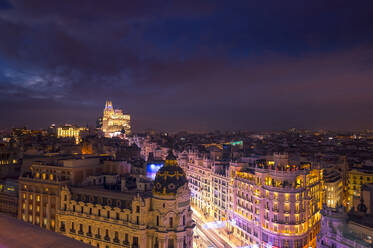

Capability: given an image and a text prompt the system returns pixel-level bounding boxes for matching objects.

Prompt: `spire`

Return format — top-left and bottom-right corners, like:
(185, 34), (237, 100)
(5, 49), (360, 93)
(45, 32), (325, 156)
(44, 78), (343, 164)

(105, 100), (113, 109)
(165, 149), (177, 166)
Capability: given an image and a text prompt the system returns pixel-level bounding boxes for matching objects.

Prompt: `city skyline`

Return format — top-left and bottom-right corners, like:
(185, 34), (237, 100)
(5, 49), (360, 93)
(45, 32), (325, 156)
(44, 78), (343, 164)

(1, 0), (373, 131)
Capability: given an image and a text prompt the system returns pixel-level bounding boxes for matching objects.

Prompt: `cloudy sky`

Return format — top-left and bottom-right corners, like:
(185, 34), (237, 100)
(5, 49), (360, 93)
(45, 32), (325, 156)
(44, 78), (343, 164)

(0, 0), (373, 132)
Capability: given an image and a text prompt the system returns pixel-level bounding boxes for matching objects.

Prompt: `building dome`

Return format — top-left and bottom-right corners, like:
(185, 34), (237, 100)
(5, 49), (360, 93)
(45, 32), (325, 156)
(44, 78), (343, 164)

(153, 150), (187, 195)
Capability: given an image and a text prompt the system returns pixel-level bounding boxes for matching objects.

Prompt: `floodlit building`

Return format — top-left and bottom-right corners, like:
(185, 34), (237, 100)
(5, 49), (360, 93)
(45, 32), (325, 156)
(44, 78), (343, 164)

(18, 157), (102, 231)
(347, 168), (373, 209)
(318, 202), (373, 248)
(323, 168), (343, 208)
(57, 124), (88, 144)
(102, 101), (131, 138)
(56, 152), (195, 248)
(228, 153), (323, 248)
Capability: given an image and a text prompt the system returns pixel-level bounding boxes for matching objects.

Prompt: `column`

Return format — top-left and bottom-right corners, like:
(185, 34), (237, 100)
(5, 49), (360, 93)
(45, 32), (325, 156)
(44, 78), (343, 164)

(47, 194), (51, 229)
(40, 191), (44, 227)
(176, 238), (183, 248)
(159, 238), (166, 248)
(33, 193), (37, 224)
(146, 235), (152, 248)
(141, 235), (146, 248)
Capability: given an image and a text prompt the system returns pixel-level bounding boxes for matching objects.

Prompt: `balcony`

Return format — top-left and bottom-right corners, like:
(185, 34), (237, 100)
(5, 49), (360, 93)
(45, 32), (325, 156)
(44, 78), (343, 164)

(70, 228), (76, 234)
(114, 238), (120, 243)
(86, 232), (92, 237)
(104, 235), (110, 242)
(95, 234), (101, 239)
(60, 226), (65, 232)
(78, 230), (84, 235)
(123, 240), (130, 247)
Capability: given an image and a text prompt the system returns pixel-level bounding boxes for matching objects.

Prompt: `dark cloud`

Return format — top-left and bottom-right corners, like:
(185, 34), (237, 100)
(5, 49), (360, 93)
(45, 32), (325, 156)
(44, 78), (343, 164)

(0, 0), (373, 131)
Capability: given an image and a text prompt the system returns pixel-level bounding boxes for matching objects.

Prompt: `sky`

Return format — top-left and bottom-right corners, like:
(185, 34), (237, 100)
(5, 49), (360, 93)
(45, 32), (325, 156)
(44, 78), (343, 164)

(0, 0), (373, 132)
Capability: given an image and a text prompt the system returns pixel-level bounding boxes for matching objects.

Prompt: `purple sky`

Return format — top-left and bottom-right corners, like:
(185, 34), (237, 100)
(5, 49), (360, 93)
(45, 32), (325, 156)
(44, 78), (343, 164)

(0, 0), (373, 132)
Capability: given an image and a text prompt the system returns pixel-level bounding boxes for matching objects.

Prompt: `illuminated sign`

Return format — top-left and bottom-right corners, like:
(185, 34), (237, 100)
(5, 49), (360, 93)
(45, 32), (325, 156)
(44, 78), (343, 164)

(146, 163), (164, 180)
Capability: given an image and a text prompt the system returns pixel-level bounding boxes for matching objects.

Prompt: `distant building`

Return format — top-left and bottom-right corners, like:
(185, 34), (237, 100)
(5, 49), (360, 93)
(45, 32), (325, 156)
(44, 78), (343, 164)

(0, 179), (18, 216)
(57, 124), (88, 144)
(102, 101), (131, 138)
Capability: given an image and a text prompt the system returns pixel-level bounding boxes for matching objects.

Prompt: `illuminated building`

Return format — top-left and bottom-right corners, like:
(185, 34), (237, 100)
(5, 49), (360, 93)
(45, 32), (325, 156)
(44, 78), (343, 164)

(347, 168), (373, 209)
(184, 152), (213, 216)
(318, 202), (373, 248)
(102, 100), (131, 138)
(211, 163), (229, 221)
(56, 152), (195, 248)
(228, 153), (323, 248)
(0, 147), (20, 178)
(323, 168), (343, 208)
(18, 157), (102, 231)
(0, 179), (18, 216)
(57, 124), (88, 144)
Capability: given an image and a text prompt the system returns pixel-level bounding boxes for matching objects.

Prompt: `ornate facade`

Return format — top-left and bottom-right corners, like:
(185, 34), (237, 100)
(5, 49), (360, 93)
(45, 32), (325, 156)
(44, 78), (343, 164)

(102, 101), (131, 138)
(18, 158), (102, 230)
(56, 152), (195, 248)
(228, 154), (323, 248)
(57, 124), (88, 144)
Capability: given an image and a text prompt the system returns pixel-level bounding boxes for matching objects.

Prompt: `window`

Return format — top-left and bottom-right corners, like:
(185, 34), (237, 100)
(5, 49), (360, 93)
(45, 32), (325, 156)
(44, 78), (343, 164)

(133, 237), (138, 247)
(107, 211), (110, 218)
(98, 209), (101, 216)
(136, 216), (139, 225)
(125, 233), (129, 242)
(157, 216), (159, 226)
(136, 206), (140, 213)
(183, 215), (186, 225)
(116, 213), (119, 220)
(89, 208), (92, 215)
(169, 217), (173, 227)
(81, 207), (84, 213)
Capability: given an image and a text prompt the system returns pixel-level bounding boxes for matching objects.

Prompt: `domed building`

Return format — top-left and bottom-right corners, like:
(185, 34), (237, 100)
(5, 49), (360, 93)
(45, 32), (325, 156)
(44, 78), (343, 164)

(152, 151), (195, 248)
(55, 151), (195, 248)
(153, 151), (188, 195)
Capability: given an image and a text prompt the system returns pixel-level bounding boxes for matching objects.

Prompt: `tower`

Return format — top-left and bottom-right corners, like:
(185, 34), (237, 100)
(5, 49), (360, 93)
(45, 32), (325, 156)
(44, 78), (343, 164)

(152, 150), (195, 248)
(101, 100), (131, 137)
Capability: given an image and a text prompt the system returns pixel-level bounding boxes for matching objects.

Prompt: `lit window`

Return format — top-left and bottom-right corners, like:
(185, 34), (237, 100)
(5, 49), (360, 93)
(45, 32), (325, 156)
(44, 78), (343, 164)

(42, 173), (46, 180)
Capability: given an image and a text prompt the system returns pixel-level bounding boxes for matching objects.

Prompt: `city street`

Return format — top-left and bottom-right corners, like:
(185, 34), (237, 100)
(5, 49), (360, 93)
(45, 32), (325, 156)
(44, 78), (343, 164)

(192, 207), (239, 248)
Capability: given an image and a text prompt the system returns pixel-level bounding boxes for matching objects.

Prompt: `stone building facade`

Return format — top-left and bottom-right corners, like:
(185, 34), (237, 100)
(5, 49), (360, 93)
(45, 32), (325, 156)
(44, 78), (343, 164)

(56, 152), (195, 248)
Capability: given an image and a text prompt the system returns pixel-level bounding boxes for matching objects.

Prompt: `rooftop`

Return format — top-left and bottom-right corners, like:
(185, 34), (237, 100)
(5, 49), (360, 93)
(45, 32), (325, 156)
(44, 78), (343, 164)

(0, 213), (92, 248)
